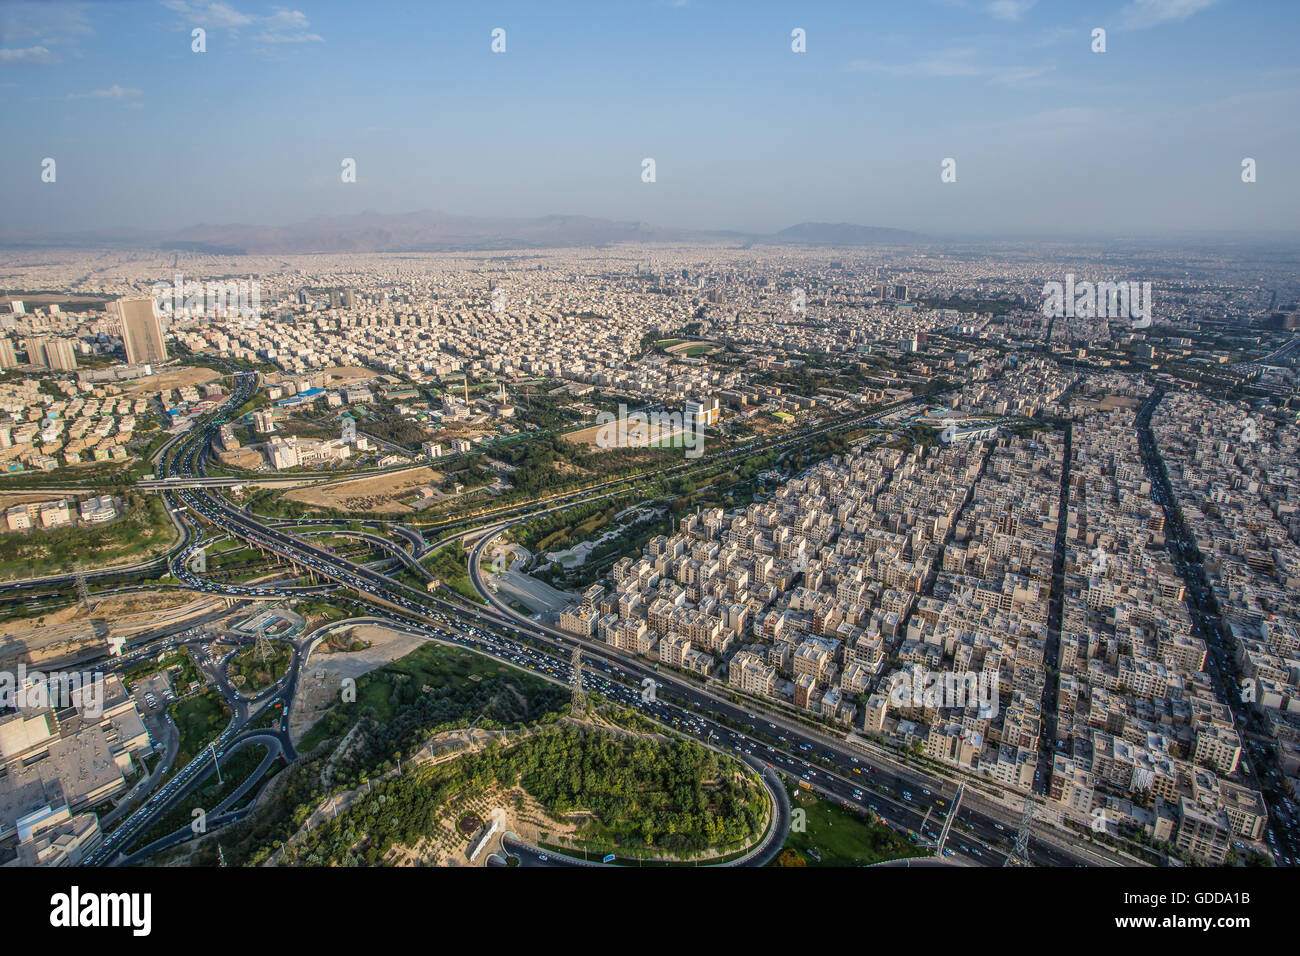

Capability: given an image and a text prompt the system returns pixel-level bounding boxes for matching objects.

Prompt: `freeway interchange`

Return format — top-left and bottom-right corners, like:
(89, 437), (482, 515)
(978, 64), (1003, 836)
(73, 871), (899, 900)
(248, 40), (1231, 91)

(83, 370), (1134, 868)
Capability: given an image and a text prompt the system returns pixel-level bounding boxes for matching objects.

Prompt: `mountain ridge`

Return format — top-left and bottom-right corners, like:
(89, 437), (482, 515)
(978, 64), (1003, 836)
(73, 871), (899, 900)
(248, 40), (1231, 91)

(2, 210), (926, 253)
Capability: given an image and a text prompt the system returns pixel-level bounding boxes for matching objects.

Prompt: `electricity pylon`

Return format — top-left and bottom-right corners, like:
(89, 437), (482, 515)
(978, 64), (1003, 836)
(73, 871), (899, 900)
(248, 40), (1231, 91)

(570, 646), (585, 716)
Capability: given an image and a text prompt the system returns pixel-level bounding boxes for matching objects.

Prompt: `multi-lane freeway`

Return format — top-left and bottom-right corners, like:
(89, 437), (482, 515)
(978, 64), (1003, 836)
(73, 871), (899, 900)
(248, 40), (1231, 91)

(81, 369), (1142, 868)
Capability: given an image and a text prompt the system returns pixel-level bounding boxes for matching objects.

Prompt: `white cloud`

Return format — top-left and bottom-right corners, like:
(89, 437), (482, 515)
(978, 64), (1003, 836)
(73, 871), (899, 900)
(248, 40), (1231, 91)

(257, 30), (324, 44)
(0, 2), (93, 45)
(161, 1), (254, 29)
(849, 49), (983, 78)
(986, 0), (1037, 22)
(849, 48), (1053, 86)
(0, 2), (89, 65)
(160, 1), (322, 43)
(68, 85), (142, 100)
(0, 46), (59, 65)
(1122, 0), (1219, 29)
(257, 8), (323, 43)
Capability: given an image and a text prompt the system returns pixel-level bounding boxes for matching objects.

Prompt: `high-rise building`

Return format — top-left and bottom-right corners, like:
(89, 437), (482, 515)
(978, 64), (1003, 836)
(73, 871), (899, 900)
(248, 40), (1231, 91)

(45, 339), (78, 371)
(342, 288), (357, 309)
(0, 338), (17, 369)
(108, 298), (168, 366)
(329, 290), (342, 310)
(21, 336), (49, 368)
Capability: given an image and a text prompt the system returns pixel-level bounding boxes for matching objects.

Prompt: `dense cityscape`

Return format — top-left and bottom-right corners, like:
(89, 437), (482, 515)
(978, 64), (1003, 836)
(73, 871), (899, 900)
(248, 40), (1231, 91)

(4, 0), (1295, 940)
(1, 240), (1296, 875)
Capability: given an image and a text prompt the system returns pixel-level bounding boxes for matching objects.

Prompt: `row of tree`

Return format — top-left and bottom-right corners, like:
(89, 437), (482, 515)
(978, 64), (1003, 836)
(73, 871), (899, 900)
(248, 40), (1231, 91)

(291, 726), (765, 865)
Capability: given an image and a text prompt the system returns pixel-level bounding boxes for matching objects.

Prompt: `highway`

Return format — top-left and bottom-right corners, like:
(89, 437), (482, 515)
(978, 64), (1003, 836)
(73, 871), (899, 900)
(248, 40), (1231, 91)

(83, 370), (1136, 868)
(84, 620), (305, 866)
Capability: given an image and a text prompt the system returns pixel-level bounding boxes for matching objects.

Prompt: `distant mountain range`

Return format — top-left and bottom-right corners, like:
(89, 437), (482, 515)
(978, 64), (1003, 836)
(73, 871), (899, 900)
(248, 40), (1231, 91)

(162, 210), (712, 254)
(1, 211), (925, 254)
(766, 222), (925, 246)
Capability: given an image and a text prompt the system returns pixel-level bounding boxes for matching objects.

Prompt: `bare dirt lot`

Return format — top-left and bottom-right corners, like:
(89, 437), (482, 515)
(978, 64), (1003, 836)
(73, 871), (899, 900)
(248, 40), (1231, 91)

(1097, 394), (1141, 411)
(283, 466), (442, 513)
(125, 366), (221, 395)
(320, 366), (378, 386)
(562, 419), (691, 452)
(0, 591), (223, 668)
(290, 624), (426, 744)
(0, 491), (77, 508)
(215, 446), (266, 471)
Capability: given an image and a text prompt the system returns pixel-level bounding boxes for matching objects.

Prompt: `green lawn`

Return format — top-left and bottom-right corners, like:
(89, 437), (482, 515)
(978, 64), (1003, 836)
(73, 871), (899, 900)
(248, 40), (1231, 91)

(420, 542), (485, 604)
(351, 641), (519, 724)
(770, 785), (926, 867)
(169, 691), (231, 769)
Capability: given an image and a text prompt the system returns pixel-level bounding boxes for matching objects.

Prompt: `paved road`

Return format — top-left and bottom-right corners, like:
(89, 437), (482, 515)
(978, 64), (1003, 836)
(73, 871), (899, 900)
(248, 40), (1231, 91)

(1137, 388), (1294, 865)
(95, 372), (1129, 868)
(106, 731), (288, 867)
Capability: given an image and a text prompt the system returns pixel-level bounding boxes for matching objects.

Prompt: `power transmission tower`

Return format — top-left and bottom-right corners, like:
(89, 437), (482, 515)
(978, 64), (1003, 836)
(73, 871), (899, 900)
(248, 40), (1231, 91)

(73, 562), (92, 610)
(1005, 795), (1037, 867)
(570, 645), (585, 716)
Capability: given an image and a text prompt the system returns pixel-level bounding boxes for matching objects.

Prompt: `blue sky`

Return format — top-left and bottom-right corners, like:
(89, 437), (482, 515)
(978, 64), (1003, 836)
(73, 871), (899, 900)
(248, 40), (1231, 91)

(2, 0), (1297, 238)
